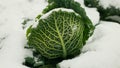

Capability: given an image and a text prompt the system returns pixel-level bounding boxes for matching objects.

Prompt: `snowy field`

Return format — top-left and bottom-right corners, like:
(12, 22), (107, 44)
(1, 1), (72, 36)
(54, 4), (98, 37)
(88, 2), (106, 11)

(0, 0), (120, 68)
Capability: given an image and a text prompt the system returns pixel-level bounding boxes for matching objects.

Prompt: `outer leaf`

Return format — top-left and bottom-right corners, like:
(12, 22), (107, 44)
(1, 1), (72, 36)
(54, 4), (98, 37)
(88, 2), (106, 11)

(43, 0), (95, 44)
(28, 10), (84, 59)
(84, 0), (120, 23)
(26, 25), (32, 38)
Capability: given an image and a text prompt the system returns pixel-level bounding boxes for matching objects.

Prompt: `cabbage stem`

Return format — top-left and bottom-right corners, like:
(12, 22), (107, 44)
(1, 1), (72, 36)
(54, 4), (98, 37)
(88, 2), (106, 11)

(54, 18), (67, 58)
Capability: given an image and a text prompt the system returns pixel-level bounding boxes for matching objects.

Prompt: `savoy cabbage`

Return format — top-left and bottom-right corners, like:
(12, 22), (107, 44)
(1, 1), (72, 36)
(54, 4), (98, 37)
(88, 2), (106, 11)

(25, 0), (94, 67)
(28, 9), (85, 59)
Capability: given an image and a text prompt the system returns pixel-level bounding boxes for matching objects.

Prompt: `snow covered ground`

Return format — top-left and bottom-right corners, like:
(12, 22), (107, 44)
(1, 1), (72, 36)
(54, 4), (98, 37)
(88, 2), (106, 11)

(0, 0), (47, 68)
(0, 0), (120, 68)
(59, 21), (120, 68)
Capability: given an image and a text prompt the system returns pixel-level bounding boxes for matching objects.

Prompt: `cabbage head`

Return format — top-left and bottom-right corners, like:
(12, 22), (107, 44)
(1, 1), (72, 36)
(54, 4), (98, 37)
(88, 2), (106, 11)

(27, 9), (87, 59)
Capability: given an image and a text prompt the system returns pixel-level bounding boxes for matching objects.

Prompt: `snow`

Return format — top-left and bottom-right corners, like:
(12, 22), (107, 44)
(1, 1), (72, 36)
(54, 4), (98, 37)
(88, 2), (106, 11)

(0, 0), (47, 68)
(0, 0), (119, 68)
(0, 31), (28, 68)
(33, 0), (100, 28)
(106, 16), (120, 23)
(59, 21), (120, 68)
(33, 8), (78, 28)
(40, 8), (77, 19)
(85, 8), (99, 25)
(99, 0), (120, 9)
(75, 0), (100, 25)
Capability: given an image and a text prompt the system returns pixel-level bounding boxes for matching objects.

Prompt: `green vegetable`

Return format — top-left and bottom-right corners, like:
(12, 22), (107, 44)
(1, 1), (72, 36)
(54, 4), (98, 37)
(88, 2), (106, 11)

(27, 10), (84, 59)
(42, 0), (95, 44)
(26, 0), (94, 60)
(25, 0), (95, 68)
(23, 57), (35, 67)
(84, 0), (99, 7)
(34, 0), (95, 47)
(84, 0), (120, 23)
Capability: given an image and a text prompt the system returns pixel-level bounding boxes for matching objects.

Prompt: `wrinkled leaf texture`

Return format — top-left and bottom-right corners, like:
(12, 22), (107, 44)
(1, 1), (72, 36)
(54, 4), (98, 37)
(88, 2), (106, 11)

(27, 0), (94, 59)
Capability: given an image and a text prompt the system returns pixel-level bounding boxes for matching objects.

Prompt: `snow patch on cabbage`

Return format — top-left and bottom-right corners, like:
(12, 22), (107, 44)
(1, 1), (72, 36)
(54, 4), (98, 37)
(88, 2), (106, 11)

(32, 8), (80, 28)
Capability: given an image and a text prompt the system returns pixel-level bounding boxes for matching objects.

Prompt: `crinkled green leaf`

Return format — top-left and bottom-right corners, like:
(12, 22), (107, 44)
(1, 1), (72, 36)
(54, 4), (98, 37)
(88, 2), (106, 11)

(28, 10), (85, 59)
(26, 25), (32, 38)
(43, 0), (95, 44)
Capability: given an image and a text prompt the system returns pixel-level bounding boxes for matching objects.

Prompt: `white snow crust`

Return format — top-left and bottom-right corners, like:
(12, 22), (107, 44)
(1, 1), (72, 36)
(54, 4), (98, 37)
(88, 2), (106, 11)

(99, 0), (120, 9)
(0, 0), (47, 68)
(32, 8), (78, 28)
(40, 8), (77, 19)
